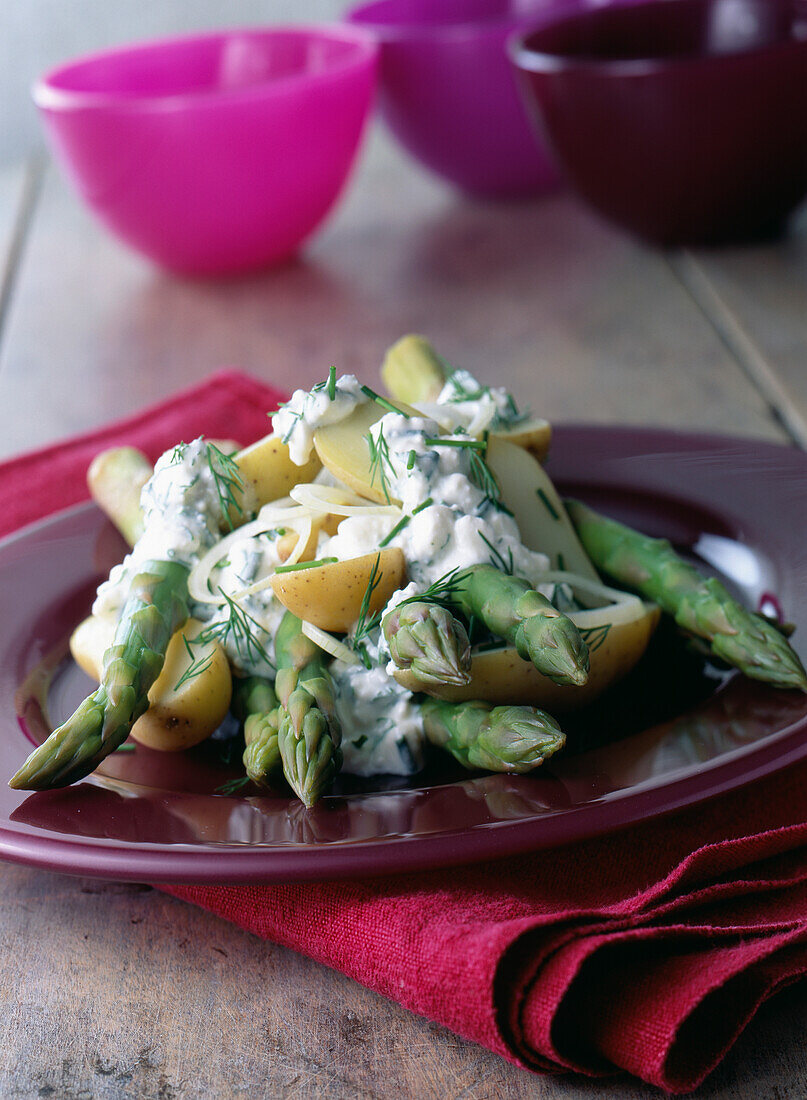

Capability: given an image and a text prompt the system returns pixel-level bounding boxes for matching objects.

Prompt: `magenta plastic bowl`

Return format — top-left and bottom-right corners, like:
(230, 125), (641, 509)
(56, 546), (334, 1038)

(34, 26), (378, 275)
(346, 0), (566, 198)
(510, 0), (807, 246)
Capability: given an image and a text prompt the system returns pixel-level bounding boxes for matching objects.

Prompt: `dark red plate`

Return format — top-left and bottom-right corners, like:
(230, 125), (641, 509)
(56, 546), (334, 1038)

(0, 426), (805, 883)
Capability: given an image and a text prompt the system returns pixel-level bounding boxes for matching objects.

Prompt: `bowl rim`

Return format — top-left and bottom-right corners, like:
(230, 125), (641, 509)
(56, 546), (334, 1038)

(33, 23), (378, 112)
(508, 0), (807, 77)
(346, 0), (563, 42)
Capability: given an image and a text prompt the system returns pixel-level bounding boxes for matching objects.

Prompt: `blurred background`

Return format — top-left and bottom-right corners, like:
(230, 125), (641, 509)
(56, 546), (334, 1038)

(0, 0), (344, 165)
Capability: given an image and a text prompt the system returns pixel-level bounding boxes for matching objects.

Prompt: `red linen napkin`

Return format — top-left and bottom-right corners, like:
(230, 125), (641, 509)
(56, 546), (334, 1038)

(3, 372), (807, 1094)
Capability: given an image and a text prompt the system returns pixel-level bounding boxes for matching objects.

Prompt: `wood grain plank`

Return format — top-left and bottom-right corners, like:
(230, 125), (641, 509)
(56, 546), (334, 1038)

(0, 866), (803, 1100)
(0, 132), (784, 458)
(0, 134), (800, 1100)
(678, 208), (807, 447)
(0, 158), (40, 345)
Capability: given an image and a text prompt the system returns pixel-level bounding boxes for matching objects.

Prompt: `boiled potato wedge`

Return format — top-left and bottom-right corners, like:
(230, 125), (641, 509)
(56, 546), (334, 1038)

(381, 334), (447, 405)
(486, 437), (599, 580)
(270, 548), (406, 632)
(236, 432), (321, 510)
(493, 417), (552, 464)
(70, 615), (232, 751)
(313, 403), (409, 505)
(87, 446), (152, 546)
(394, 603), (660, 710)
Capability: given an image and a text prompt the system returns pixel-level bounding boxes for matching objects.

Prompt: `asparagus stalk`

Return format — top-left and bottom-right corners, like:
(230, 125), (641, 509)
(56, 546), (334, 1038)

(381, 334), (447, 405)
(9, 561), (190, 789)
(231, 676), (283, 787)
(449, 564), (589, 687)
(566, 500), (807, 691)
(421, 697), (565, 773)
(274, 612), (342, 807)
(383, 601), (472, 686)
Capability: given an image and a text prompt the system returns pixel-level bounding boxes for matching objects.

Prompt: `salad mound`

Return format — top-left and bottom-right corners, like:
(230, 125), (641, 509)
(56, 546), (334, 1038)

(10, 336), (806, 805)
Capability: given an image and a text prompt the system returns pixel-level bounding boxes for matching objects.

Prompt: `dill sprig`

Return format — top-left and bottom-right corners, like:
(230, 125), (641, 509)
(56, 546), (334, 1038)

(477, 532), (515, 575)
(174, 634), (216, 691)
(365, 425), (395, 504)
(207, 442), (245, 531)
(216, 775), (251, 795)
(170, 442), (189, 465)
(350, 555), (383, 669)
(360, 384), (411, 418)
(176, 589), (274, 689)
(397, 568), (465, 613)
(578, 622), (612, 654)
(468, 433), (505, 509)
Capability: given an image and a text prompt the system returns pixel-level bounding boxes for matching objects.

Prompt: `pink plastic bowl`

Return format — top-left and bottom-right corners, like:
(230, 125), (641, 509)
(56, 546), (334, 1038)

(346, 0), (565, 198)
(34, 27), (378, 275)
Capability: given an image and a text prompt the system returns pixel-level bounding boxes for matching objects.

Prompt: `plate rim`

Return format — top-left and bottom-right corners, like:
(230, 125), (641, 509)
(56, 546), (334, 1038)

(0, 423), (805, 883)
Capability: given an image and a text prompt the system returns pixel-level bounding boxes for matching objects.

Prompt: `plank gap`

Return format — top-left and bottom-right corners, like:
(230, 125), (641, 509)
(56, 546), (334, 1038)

(0, 154), (46, 361)
(667, 252), (807, 450)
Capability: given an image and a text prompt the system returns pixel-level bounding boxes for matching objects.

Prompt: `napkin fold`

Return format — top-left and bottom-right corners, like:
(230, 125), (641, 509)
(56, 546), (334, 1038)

(3, 372), (806, 1095)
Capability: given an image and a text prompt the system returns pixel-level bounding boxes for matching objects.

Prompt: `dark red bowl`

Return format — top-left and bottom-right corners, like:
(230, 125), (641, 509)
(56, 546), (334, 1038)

(510, 0), (807, 245)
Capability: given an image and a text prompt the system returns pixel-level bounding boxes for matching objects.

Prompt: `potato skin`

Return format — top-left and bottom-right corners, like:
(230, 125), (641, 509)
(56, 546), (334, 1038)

(486, 436), (599, 580)
(236, 434), (321, 508)
(394, 604), (660, 711)
(70, 615), (232, 751)
(270, 549), (406, 632)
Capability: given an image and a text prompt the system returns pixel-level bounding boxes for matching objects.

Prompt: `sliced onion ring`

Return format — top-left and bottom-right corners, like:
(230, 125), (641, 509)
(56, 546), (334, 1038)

(301, 621), (360, 665)
(533, 570), (647, 628)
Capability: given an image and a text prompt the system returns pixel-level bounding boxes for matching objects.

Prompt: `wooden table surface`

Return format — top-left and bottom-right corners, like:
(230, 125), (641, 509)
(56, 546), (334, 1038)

(0, 131), (805, 1098)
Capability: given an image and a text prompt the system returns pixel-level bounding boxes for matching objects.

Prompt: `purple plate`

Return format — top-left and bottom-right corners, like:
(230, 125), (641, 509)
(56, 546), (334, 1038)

(0, 426), (805, 883)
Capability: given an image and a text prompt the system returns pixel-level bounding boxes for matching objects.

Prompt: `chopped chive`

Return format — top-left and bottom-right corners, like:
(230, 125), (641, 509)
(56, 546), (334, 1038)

(328, 365), (336, 401)
(423, 437), (486, 451)
(378, 515), (410, 548)
(274, 557), (338, 574)
(536, 488), (561, 521)
(412, 497), (434, 515)
(360, 384), (410, 418)
(407, 450), (416, 470)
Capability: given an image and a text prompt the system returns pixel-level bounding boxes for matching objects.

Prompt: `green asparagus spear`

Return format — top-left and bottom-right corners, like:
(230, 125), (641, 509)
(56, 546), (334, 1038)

(9, 561), (190, 789)
(244, 709), (283, 787)
(421, 697), (565, 772)
(274, 613), (342, 807)
(231, 675), (278, 723)
(231, 676), (283, 787)
(383, 601), (472, 686)
(566, 500), (807, 691)
(381, 334), (447, 405)
(449, 564), (589, 686)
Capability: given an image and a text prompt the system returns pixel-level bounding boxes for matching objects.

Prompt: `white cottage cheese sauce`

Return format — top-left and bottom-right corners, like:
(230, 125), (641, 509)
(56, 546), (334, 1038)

(272, 370), (550, 776)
